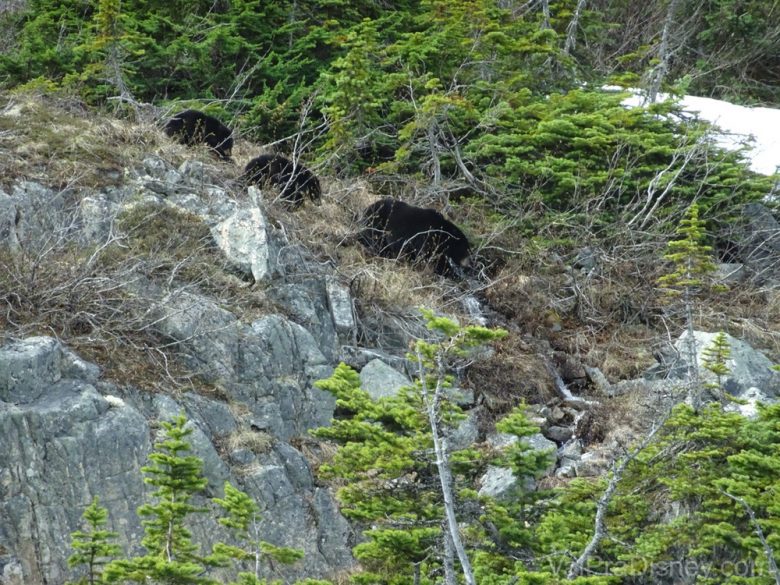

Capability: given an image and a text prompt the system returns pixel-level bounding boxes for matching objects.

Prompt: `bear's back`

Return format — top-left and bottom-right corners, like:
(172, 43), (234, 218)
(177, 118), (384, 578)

(163, 109), (233, 159)
(358, 198), (470, 276)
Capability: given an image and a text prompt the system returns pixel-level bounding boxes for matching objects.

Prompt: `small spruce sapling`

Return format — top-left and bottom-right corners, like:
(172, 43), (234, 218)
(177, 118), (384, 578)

(67, 496), (121, 585)
(103, 414), (218, 584)
(657, 203), (724, 407)
(700, 331), (732, 405)
(313, 311), (507, 585)
(411, 310), (507, 585)
(212, 481), (304, 585)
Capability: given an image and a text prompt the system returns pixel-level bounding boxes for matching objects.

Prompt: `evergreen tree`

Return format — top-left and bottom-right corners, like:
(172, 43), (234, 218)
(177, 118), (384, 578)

(213, 481), (304, 585)
(312, 361), (447, 584)
(657, 202), (723, 407)
(700, 330), (732, 403)
(535, 402), (780, 583)
(65, 0), (134, 103)
(319, 18), (387, 171)
(410, 311), (507, 585)
(717, 403), (780, 584)
(616, 403), (780, 583)
(103, 414), (217, 584)
(313, 314), (553, 584)
(470, 407), (557, 584)
(67, 496), (121, 585)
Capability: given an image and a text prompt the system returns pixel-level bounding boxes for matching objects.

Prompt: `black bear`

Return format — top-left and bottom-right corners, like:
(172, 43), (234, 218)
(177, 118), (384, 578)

(163, 109), (233, 160)
(241, 154), (322, 209)
(357, 198), (471, 278)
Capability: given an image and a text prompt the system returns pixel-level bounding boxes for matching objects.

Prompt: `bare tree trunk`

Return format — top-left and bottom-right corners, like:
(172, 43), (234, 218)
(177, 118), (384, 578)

(252, 518), (261, 579)
(540, 0), (551, 29)
(416, 348), (476, 585)
(100, 0), (134, 106)
(428, 123), (442, 187)
(626, 136), (699, 230)
(106, 43), (133, 102)
(442, 524), (457, 585)
(648, 0), (683, 103)
(563, 0), (587, 55)
(288, 0), (297, 49)
(440, 126), (486, 194)
(683, 264), (701, 409)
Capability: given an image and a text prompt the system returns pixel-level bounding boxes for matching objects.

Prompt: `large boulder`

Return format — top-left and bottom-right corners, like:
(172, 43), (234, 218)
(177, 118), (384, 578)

(359, 359), (412, 400)
(227, 314), (335, 440)
(79, 193), (120, 244)
(153, 290), (241, 383)
(0, 336), (99, 403)
(326, 277), (356, 343)
(646, 330), (780, 398)
(0, 339), (150, 585)
(267, 279), (340, 361)
(0, 182), (71, 254)
(211, 207), (276, 283)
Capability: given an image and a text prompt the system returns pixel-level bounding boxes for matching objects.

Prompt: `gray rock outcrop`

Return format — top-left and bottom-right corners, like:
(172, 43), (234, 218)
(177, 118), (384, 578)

(359, 359), (412, 400)
(211, 207), (276, 283)
(645, 330), (779, 398)
(732, 202), (780, 285)
(0, 336), (354, 584)
(0, 147), (358, 585)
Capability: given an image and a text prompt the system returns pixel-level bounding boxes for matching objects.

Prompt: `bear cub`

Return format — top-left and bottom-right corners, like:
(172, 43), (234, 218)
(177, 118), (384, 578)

(357, 198), (471, 278)
(164, 109), (233, 160)
(241, 154), (321, 209)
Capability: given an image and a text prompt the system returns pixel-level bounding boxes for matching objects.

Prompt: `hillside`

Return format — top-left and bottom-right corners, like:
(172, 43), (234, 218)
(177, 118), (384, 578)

(1, 1), (780, 583)
(1, 82), (779, 584)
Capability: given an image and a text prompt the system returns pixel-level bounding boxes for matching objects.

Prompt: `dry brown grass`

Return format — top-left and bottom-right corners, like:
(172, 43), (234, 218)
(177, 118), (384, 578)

(0, 90), (243, 193)
(476, 198), (780, 391)
(465, 334), (558, 420)
(0, 91), (259, 391)
(1, 91), (152, 189)
(583, 328), (658, 382)
(695, 287), (780, 362)
(255, 175), (480, 340)
(4, 89), (777, 427)
(227, 428), (274, 455)
(289, 435), (341, 476)
(483, 269), (560, 335)
(0, 241), (199, 392)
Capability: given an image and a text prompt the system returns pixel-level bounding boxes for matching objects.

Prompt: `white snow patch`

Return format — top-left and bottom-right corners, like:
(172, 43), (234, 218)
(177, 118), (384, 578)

(604, 87), (780, 176)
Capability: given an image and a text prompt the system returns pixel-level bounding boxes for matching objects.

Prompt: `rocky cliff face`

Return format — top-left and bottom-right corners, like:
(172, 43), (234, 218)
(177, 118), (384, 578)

(0, 334), (354, 584)
(0, 149), (361, 583)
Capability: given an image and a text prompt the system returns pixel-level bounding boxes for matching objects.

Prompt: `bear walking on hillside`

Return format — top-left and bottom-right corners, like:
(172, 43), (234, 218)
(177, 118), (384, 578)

(163, 109), (233, 160)
(241, 154), (321, 209)
(357, 198), (471, 278)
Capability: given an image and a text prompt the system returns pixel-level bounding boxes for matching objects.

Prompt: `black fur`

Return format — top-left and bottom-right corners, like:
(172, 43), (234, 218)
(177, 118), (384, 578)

(241, 154), (322, 209)
(357, 198), (471, 278)
(163, 109), (233, 160)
